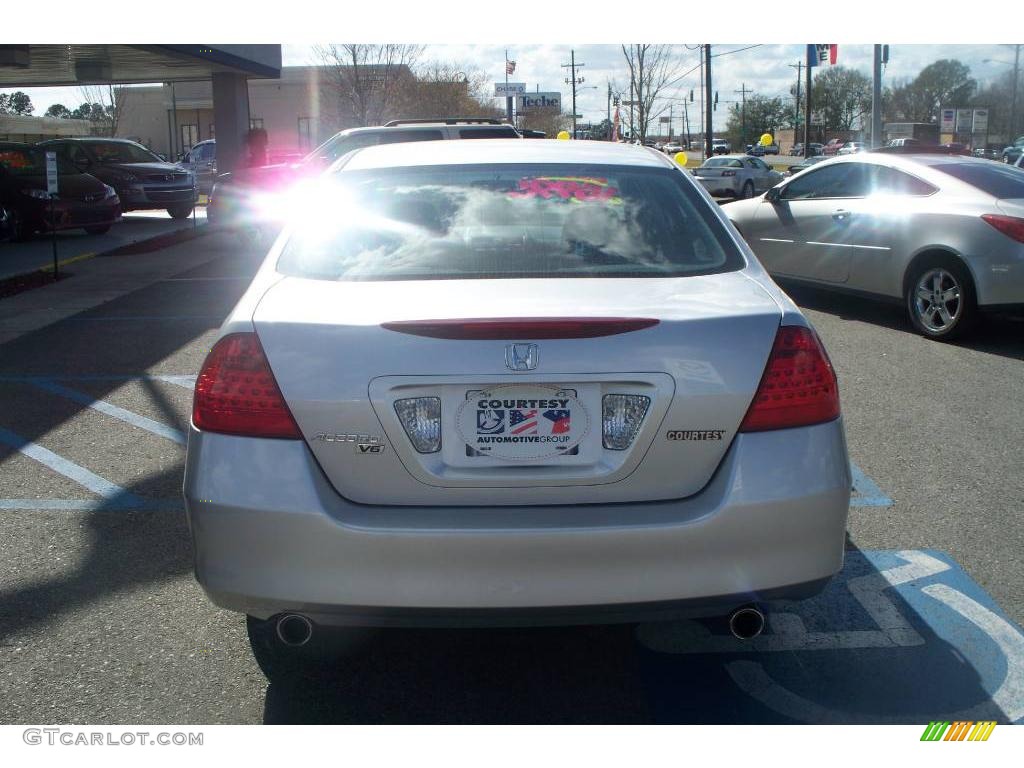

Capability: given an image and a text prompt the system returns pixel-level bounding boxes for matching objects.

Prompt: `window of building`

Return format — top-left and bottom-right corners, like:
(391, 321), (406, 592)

(298, 117), (313, 151)
(180, 124), (198, 151)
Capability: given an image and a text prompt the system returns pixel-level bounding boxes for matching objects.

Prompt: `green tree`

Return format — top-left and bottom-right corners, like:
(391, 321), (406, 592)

(0, 91), (34, 115)
(724, 95), (790, 149)
(887, 59), (975, 124)
(44, 103), (73, 119)
(811, 66), (872, 132)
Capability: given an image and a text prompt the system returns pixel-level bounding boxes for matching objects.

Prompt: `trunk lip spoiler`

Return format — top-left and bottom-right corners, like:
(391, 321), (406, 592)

(380, 317), (660, 340)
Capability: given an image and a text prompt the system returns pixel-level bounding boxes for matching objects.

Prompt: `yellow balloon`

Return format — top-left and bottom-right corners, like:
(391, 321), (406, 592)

(674, 151), (688, 167)
(759, 133), (773, 146)
(556, 130), (571, 141)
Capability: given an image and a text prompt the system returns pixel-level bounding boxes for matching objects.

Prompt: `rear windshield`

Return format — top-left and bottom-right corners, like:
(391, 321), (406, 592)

(277, 163), (743, 281)
(931, 162), (1024, 199)
(702, 158), (742, 168)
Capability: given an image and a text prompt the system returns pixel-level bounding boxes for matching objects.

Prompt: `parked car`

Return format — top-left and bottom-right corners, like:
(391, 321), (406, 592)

(179, 139), (217, 197)
(790, 143), (805, 156)
(938, 142), (971, 156)
(0, 141), (120, 241)
(782, 154), (830, 177)
(749, 142), (780, 156)
(711, 139), (731, 155)
(725, 154), (1024, 340)
(1001, 135), (1024, 164)
(837, 142), (867, 155)
(886, 138), (921, 149)
(38, 138), (196, 219)
(974, 145), (1002, 161)
(693, 154), (783, 198)
(184, 138), (850, 678)
(821, 139), (846, 156)
(662, 141), (684, 154)
(208, 118), (521, 237)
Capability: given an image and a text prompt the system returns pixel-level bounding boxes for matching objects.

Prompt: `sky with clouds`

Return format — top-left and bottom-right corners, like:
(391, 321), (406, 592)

(4, 43), (1018, 134)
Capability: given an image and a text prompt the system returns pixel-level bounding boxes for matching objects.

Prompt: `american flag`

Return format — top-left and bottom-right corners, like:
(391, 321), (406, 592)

(509, 409), (537, 434)
(506, 60), (516, 75)
(543, 410), (571, 434)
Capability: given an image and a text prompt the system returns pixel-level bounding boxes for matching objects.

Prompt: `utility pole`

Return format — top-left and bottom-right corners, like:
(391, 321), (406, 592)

(562, 50), (585, 139)
(705, 44), (713, 158)
(1011, 44), (1021, 141)
(668, 103), (674, 140)
(872, 45), (883, 148)
(804, 45), (812, 158)
(683, 99), (690, 148)
(789, 61), (802, 145)
(735, 83), (751, 149)
(607, 80), (612, 131)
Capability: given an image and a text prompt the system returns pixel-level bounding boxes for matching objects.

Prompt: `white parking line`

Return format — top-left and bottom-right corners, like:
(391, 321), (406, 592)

(0, 427), (141, 504)
(30, 380), (186, 445)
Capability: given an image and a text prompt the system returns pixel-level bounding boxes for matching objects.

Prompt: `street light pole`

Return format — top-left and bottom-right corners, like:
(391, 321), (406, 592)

(705, 44), (712, 159)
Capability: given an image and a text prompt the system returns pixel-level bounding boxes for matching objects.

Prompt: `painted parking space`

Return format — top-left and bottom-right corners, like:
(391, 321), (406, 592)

(636, 549), (1024, 723)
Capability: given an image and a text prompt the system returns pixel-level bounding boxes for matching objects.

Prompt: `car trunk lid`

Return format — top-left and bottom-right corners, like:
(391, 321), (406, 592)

(253, 273), (782, 505)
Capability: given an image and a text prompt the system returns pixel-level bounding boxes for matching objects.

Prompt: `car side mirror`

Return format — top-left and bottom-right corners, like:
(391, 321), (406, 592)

(765, 186), (783, 204)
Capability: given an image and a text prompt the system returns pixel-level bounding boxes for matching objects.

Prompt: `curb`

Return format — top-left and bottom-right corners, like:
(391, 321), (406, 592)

(0, 223), (211, 301)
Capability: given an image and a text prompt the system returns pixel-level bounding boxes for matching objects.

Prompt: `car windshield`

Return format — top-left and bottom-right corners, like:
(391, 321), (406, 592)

(278, 163), (743, 281)
(0, 146), (82, 176)
(87, 141), (161, 164)
(931, 162), (1024, 199)
(702, 158), (743, 168)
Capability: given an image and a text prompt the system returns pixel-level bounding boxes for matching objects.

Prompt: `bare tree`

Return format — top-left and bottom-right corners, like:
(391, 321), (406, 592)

(75, 84), (131, 136)
(396, 62), (500, 119)
(621, 45), (685, 141)
(314, 44), (424, 128)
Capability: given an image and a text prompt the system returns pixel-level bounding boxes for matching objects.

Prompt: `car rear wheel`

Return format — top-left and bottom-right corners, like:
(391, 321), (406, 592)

(84, 225), (111, 235)
(8, 208), (32, 242)
(740, 181), (755, 199)
(167, 204), (194, 219)
(905, 258), (977, 341)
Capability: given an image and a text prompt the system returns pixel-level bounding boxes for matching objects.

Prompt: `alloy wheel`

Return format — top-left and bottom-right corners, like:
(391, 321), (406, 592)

(913, 268), (962, 334)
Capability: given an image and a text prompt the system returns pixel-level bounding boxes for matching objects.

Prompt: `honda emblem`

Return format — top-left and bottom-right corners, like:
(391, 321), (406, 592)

(505, 343), (539, 371)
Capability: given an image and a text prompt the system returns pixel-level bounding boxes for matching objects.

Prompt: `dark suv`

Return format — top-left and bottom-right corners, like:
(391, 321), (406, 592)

(37, 138), (197, 219)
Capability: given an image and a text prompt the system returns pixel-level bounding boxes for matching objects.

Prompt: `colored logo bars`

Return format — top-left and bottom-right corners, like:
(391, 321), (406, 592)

(920, 721), (997, 742)
(807, 44), (838, 67)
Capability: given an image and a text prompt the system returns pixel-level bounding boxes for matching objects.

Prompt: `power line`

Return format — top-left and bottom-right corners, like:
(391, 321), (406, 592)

(712, 44), (763, 59)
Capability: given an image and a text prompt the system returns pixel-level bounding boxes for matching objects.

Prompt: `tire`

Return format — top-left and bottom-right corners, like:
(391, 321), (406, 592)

(905, 256), (977, 341)
(84, 225), (111, 235)
(8, 208), (33, 242)
(167, 204), (194, 219)
(246, 614), (373, 683)
(740, 181), (755, 199)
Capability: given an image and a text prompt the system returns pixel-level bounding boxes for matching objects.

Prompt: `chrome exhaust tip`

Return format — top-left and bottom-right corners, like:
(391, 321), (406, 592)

(275, 614), (313, 647)
(728, 606), (766, 640)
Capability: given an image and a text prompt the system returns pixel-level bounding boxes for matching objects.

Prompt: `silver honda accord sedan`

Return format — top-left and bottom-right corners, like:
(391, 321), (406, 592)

(725, 153), (1024, 340)
(183, 140), (851, 677)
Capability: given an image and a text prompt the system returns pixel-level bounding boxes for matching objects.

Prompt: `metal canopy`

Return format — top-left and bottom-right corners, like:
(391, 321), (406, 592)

(0, 44), (280, 87)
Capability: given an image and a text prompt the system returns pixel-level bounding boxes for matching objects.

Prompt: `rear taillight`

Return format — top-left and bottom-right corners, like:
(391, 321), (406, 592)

(193, 333), (301, 439)
(982, 214), (1024, 244)
(739, 325), (840, 433)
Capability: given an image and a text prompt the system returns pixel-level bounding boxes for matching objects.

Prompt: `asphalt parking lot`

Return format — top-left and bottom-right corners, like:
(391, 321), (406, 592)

(0, 230), (1021, 724)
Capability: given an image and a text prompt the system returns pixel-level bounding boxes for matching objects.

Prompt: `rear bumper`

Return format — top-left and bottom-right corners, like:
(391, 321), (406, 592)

(183, 419), (851, 625)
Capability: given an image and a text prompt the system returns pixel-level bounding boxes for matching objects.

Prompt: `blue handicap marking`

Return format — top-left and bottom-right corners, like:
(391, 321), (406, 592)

(849, 462), (892, 507)
(635, 550), (1024, 724)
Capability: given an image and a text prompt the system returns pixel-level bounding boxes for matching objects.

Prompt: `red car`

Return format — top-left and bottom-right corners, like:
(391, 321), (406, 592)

(821, 139), (846, 156)
(0, 142), (120, 241)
